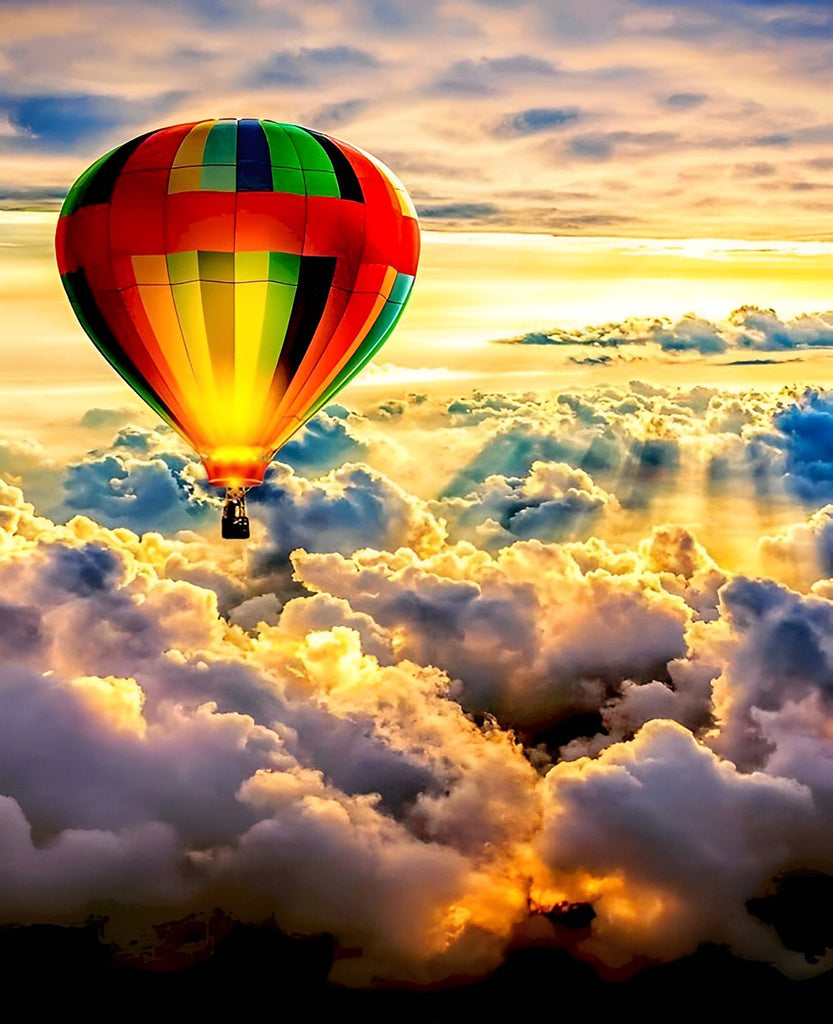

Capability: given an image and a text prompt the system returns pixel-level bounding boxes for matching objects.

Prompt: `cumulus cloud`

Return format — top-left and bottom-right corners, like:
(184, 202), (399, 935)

(3, 374), (833, 985)
(499, 308), (833, 355)
(535, 720), (822, 974)
(759, 505), (833, 588)
(292, 536), (692, 736)
(0, 483), (538, 982)
(248, 462), (447, 575)
(432, 460), (618, 549)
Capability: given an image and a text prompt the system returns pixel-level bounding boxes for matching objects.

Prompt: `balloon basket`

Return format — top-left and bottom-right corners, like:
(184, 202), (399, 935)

(221, 487), (250, 540)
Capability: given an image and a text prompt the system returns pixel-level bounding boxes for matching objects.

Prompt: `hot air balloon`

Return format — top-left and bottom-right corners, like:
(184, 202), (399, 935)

(55, 118), (420, 538)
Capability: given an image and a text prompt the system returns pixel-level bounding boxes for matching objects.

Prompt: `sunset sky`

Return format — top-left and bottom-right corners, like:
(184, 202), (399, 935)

(3, 0), (833, 997)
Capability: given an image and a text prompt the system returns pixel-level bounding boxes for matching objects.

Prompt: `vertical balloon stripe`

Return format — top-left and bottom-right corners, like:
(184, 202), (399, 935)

(61, 270), (176, 428)
(201, 279), (236, 402)
(275, 267), (391, 423)
(136, 284), (205, 423)
(203, 119), (237, 164)
(71, 133), (153, 211)
(260, 121), (302, 168)
(309, 297), (409, 417)
(274, 255), (336, 383)
(261, 288), (385, 443)
(253, 283), (351, 446)
(236, 120), (272, 192)
(233, 280), (269, 439)
(260, 121), (306, 194)
(303, 129), (364, 203)
(60, 147), (117, 216)
(300, 271), (413, 423)
(172, 121), (214, 168)
(281, 124), (332, 172)
(201, 120), (236, 188)
(170, 279), (221, 418)
(294, 289), (388, 408)
(251, 279), (296, 429)
(118, 285), (198, 431)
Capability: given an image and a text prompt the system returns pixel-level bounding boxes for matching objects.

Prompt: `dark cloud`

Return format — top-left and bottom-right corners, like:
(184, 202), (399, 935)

(270, 411), (367, 478)
(434, 55), (558, 94)
(663, 92), (707, 109)
(416, 201), (500, 220)
(569, 130), (678, 160)
(0, 601), (44, 658)
(294, 538), (691, 734)
(0, 186), (64, 210)
(538, 718), (818, 968)
(159, 0), (299, 26)
(754, 134), (793, 147)
(0, 94), (123, 148)
(772, 391), (833, 503)
(61, 450), (216, 535)
(250, 46), (380, 88)
(0, 90), (185, 152)
(306, 98), (367, 128)
(495, 107), (580, 137)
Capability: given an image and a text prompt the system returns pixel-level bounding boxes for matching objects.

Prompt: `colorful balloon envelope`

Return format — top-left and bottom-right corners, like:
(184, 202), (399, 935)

(55, 118), (420, 529)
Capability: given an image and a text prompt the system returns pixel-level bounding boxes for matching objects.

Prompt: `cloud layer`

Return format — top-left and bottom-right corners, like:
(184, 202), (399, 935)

(4, 0), (833, 236)
(3, 377), (833, 985)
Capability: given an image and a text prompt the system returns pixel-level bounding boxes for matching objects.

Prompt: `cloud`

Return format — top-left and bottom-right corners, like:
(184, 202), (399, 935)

(694, 575), (833, 770)
(499, 308), (833, 355)
(662, 92), (707, 109)
(535, 719), (819, 972)
(770, 389), (833, 503)
(247, 462), (447, 575)
(432, 460), (618, 549)
(305, 98), (368, 128)
(568, 130), (678, 160)
(759, 505), (833, 588)
(249, 46), (380, 88)
(0, 488), (543, 982)
(79, 407), (143, 431)
(416, 202), (500, 220)
(61, 449), (217, 535)
(4, 366), (833, 985)
(0, 0), (832, 235)
(292, 536), (692, 736)
(0, 94), (124, 148)
(495, 107), (580, 137)
(275, 409), (368, 478)
(434, 54), (558, 94)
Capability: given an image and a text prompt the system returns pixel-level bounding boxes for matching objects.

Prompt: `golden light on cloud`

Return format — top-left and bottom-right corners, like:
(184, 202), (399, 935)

(393, 232), (833, 352)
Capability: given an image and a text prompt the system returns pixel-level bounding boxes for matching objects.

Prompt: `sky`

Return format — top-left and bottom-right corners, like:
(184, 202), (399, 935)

(4, 0), (833, 1000)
